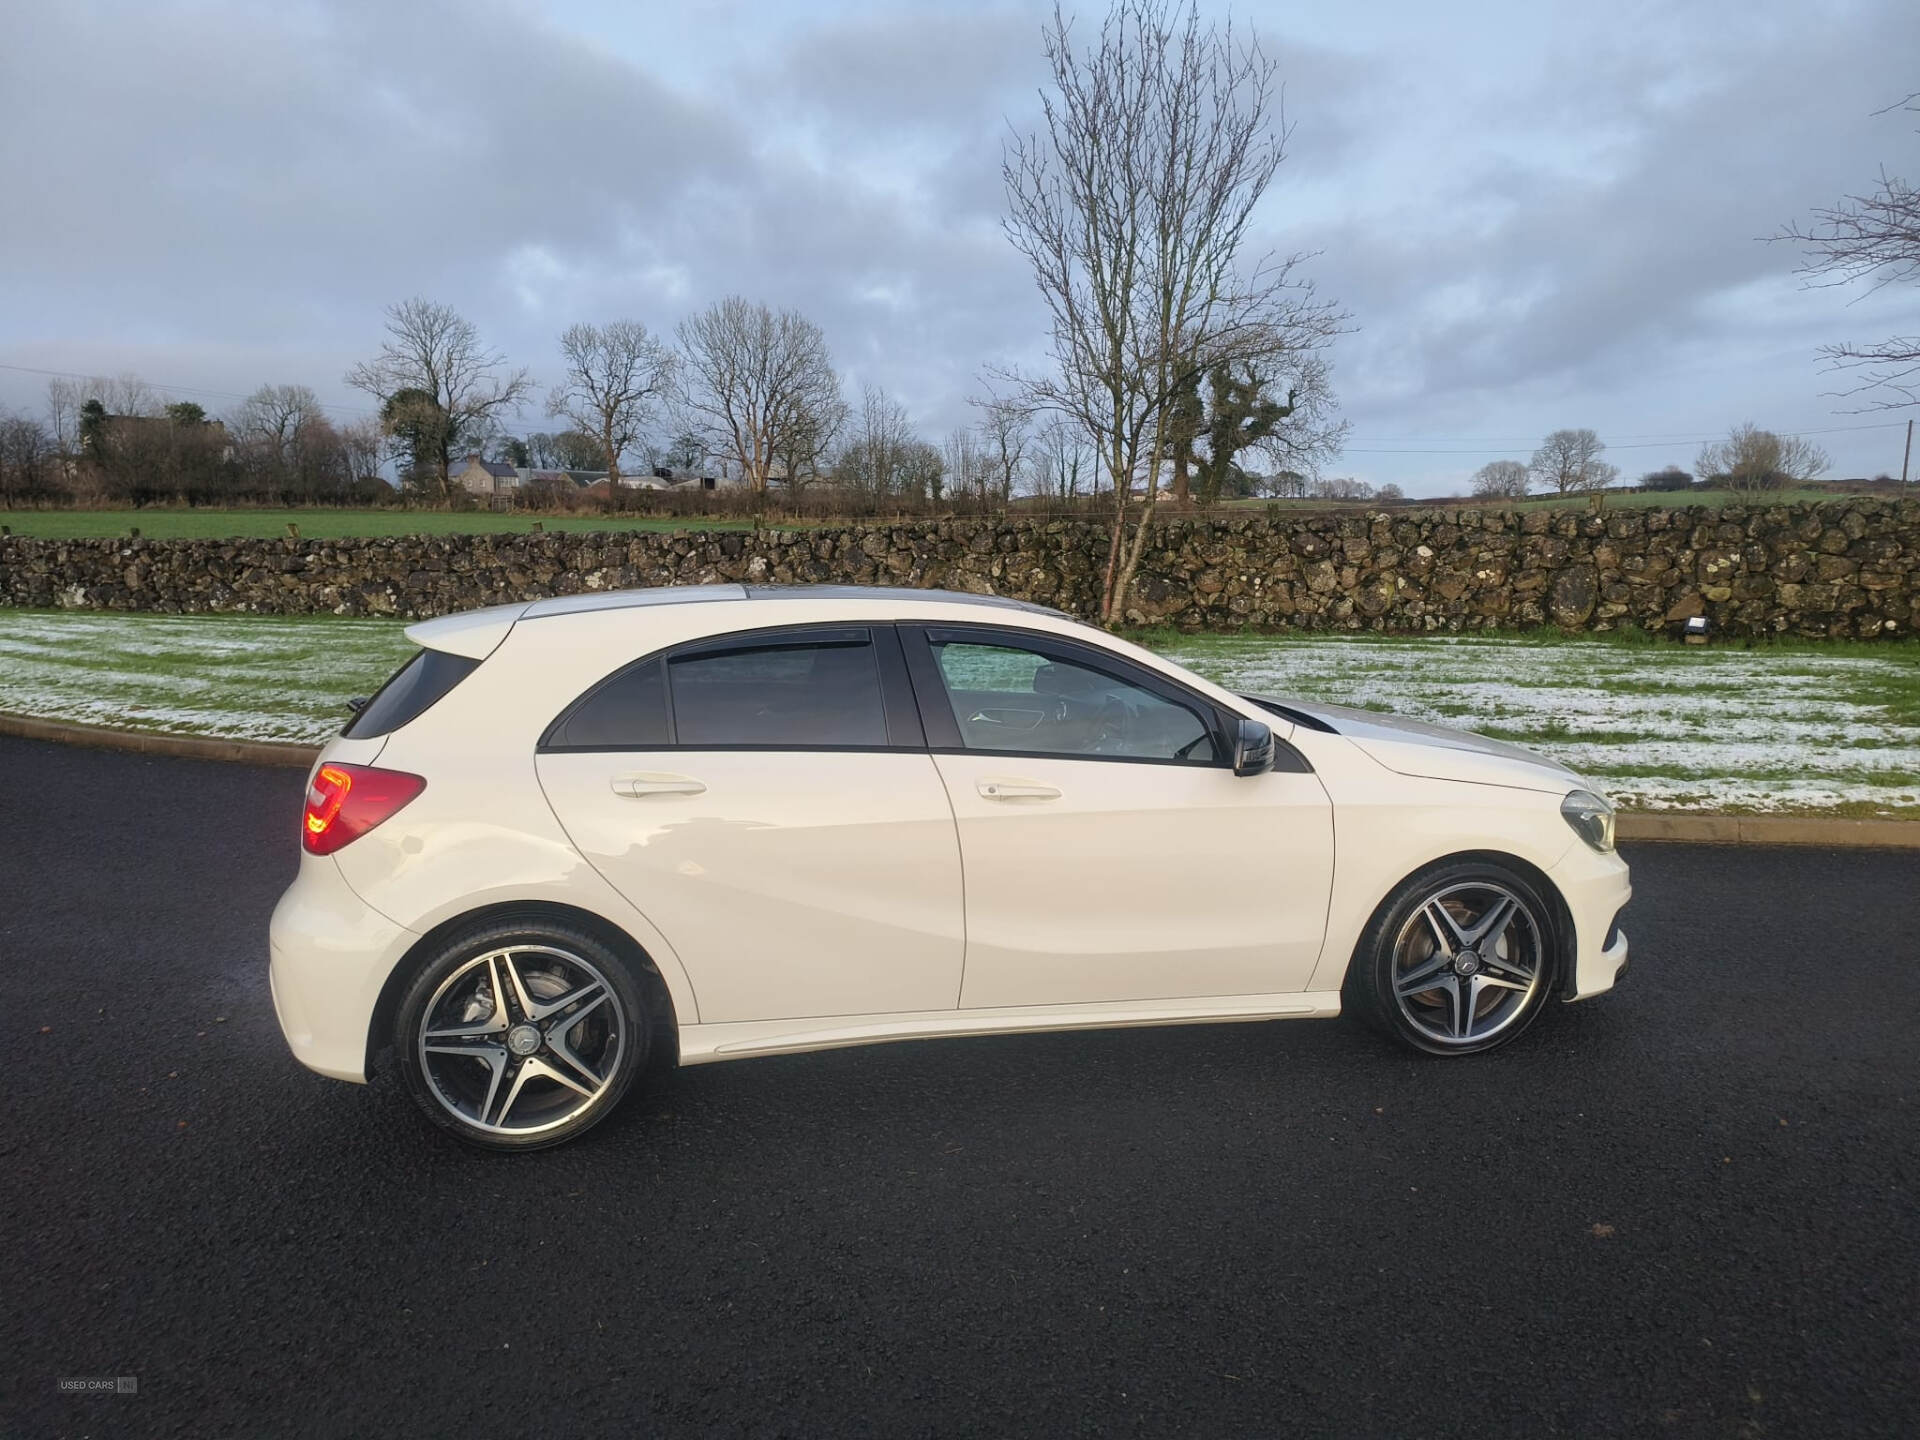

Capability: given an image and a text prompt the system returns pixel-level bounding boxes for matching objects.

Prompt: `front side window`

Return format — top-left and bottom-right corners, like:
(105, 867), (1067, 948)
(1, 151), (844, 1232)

(930, 639), (1218, 763)
(668, 634), (887, 747)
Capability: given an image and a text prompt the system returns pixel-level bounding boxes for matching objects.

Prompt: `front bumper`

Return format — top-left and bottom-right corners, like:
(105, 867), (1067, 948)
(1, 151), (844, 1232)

(1547, 842), (1633, 1000)
(268, 853), (416, 1083)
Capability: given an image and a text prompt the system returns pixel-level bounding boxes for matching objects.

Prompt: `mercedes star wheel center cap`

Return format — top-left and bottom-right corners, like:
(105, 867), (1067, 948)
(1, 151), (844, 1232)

(507, 1024), (541, 1056)
(1454, 951), (1481, 976)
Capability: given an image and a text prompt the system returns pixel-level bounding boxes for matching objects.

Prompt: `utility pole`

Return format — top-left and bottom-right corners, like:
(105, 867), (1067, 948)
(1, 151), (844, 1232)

(1903, 418), (1913, 492)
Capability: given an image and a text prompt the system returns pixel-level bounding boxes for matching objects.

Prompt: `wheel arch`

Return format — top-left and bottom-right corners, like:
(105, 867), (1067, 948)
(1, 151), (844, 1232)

(1343, 848), (1578, 998)
(366, 900), (681, 1079)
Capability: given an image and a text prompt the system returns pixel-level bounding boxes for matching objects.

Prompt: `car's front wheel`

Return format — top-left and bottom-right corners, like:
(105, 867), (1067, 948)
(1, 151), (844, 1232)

(1347, 859), (1558, 1056)
(393, 922), (648, 1150)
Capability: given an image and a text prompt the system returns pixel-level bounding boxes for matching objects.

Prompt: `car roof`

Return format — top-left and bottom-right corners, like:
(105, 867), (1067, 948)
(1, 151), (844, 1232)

(404, 585), (1072, 658)
(524, 584), (1067, 620)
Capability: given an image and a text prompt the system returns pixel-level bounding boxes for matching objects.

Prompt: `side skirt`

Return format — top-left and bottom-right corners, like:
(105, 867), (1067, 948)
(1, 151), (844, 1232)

(677, 991), (1345, 1065)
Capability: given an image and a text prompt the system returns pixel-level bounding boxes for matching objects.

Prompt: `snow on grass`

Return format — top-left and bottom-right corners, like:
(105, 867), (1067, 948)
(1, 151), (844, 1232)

(1161, 634), (1920, 815)
(0, 611), (412, 743)
(2, 609), (1916, 814)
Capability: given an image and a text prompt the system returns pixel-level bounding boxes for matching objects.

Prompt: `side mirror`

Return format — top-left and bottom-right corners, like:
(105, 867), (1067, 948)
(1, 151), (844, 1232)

(1233, 716), (1274, 777)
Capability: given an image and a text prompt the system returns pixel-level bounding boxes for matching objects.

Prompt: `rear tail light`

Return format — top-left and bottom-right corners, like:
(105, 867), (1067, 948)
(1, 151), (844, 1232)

(302, 763), (426, 855)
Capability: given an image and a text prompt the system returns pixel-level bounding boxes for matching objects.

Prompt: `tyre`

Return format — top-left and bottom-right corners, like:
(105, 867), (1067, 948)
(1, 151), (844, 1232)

(393, 921), (649, 1151)
(1345, 858), (1559, 1056)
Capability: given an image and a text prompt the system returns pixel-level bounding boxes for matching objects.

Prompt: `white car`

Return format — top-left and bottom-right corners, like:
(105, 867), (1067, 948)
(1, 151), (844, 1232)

(270, 586), (1631, 1150)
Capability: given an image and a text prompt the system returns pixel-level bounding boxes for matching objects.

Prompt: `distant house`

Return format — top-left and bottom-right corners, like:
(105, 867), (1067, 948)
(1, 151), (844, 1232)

(450, 454), (521, 497)
(454, 451), (751, 500)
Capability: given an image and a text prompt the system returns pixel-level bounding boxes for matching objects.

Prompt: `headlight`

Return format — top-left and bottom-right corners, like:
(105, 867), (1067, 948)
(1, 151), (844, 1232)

(1561, 789), (1616, 853)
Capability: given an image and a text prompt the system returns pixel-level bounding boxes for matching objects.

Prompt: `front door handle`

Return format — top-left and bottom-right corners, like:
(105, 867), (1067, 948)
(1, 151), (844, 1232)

(977, 778), (1061, 801)
(611, 773), (707, 798)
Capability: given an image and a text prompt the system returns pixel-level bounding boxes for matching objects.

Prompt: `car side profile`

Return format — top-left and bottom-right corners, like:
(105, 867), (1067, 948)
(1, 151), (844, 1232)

(269, 585), (1631, 1150)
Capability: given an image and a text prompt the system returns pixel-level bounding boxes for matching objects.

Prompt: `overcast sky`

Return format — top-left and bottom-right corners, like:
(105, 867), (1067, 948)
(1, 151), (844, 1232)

(3, 0), (1917, 494)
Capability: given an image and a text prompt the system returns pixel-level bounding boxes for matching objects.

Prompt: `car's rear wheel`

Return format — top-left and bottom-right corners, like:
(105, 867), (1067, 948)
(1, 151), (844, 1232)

(393, 923), (648, 1150)
(1347, 859), (1557, 1056)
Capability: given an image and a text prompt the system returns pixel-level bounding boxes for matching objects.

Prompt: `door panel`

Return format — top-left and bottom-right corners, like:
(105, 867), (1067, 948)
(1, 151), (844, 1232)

(934, 752), (1334, 1007)
(537, 751), (964, 1022)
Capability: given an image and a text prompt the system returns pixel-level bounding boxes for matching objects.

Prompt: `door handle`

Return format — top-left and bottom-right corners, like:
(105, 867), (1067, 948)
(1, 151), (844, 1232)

(976, 778), (1061, 801)
(611, 773), (707, 798)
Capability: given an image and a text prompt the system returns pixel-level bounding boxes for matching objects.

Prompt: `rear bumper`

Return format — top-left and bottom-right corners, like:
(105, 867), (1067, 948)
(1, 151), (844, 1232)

(268, 853), (415, 1083)
(1547, 843), (1633, 1001)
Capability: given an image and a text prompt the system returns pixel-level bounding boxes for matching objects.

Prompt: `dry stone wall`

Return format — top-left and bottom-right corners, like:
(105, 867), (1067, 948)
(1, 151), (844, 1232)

(2, 500), (1916, 638)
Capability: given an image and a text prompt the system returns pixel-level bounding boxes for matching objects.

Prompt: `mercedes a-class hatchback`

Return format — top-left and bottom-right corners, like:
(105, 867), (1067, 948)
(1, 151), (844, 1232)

(270, 585), (1631, 1150)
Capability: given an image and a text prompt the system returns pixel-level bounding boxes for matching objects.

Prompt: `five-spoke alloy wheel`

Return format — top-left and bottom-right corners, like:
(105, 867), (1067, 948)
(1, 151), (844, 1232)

(1348, 860), (1558, 1056)
(394, 923), (648, 1150)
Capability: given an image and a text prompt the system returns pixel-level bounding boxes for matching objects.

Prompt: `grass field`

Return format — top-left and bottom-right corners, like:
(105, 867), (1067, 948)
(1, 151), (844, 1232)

(0, 508), (765, 540)
(2, 608), (1915, 816)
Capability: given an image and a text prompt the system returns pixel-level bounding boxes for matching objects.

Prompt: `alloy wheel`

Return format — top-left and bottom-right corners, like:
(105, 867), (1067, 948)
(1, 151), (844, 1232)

(1389, 881), (1545, 1047)
(415, 944), (627, 1137)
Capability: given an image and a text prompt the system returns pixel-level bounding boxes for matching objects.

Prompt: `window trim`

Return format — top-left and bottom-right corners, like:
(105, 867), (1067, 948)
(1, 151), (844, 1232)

(899, 622), (1242, 770)
(537, 621), (925, 754)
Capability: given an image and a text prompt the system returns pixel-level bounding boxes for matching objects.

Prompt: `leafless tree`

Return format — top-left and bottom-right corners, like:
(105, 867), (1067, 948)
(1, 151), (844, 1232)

(772, 387), (846, 492)
(345, 298), (531, 503)
(1695, 423), (1830, 496)
(45, 378), (89, 455)
(1775, 91), (1920, 409)
(231, 384), (325, 468)
(1529, 429), (1619, 494)
(547, 321), (676, 487)
(676, 297), (841, 496)
(900, 441), (946, 505)
(973, 394), (1033, 505)
(1309, 475), (1374, 501)
(1000, 0), (1347, 623)
(0, 412), (56, 504)
(1030, 417), (1094, 500)
(835, 386), (920, 500)
(943, 427), (988, 509)
(1471, 459), (1532, 498)
(339, 418), (385, 490)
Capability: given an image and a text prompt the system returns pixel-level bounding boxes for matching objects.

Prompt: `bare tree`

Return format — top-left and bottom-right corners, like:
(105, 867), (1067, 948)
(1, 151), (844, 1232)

(835, 386), (919, 500)
(1695, 423), (1830, 496)
(1529, 429), (1619, 494)
(944, 427), (988, 509)
(1471, 459), (1532, 498)
(1030, 417), (1094, 500)
(345, 298), (531, 503)
(1001, 0), (1347, 623)
(45, 378), (88, 455)
(547, 321), (676, 487)
(231, 384), (324, 464)
(0, 412), (56, 504)
(974, 394), (1032, 505)
(1775, 91), (1920, 409)
(772, 387), (847, 493)
(676, 297), (841, 496)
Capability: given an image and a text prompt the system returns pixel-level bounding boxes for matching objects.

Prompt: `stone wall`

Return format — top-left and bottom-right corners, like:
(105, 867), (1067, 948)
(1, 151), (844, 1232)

(3, 500), (1917, 638)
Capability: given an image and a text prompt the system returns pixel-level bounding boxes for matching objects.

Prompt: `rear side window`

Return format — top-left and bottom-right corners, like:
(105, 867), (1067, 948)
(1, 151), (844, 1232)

(545, 630), (889, 750)
(670, 634), (886, 746)
(545, 658), (670, 749)
(344, 649), (479, 738)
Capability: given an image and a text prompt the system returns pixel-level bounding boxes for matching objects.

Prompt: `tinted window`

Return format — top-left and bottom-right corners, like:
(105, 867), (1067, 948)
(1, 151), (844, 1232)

(931, 640), (1217, 763)
(344, 649), (479, 738)
(671, 636), (887, 746)
(547, 658), (669, 749)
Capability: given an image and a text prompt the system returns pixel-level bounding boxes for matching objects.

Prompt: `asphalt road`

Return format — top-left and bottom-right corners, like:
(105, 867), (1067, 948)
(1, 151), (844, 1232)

(2, 735), (1916, 1439)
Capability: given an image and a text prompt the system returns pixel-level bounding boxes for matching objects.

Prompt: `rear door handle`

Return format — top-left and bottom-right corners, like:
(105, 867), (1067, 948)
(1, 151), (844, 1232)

(611, 773), (707, 798)
(976, 778), (1061, 801)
